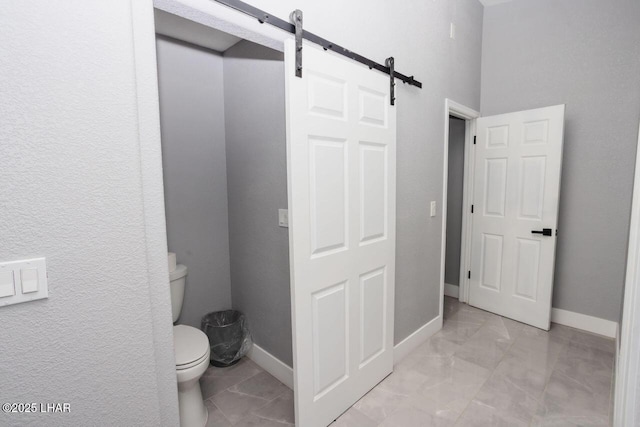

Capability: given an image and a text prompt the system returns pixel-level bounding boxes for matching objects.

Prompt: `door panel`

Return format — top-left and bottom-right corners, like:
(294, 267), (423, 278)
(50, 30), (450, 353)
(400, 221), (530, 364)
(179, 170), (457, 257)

(285, 39), (396, 427)
(309, 137), (348, 256)
(359, 267), (386, 366)
(519, 156), (546, 219)
(484, 158), (507, 216)
(312, 281), (348, 398)
(307, 72), (347, 119)
(359, 142), (387, 243)
(514, 238), (540, 300)
(469, 105), (564, 330)
(481, 233), (503, 291)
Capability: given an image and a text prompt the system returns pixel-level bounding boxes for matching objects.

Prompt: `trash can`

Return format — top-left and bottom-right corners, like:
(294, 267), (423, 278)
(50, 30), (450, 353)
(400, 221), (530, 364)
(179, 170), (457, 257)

(201, 310), (252, 367)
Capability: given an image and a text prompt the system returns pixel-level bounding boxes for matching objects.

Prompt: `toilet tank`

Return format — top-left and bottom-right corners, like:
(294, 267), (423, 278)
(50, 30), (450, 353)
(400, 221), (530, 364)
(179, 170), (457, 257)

(169, 264), (188, 323)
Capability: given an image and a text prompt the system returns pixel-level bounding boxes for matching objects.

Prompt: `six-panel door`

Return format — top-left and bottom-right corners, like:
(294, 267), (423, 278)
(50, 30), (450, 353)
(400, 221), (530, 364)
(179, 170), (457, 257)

(469, 105), (565, 330)
(285, 39), (396, 427)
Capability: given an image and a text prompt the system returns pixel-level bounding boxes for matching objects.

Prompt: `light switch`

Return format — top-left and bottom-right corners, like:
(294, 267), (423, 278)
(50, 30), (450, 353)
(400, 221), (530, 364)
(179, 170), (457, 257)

(21, 268), (39, 294)
(278, 209), (289, 228)
(0, 257), (48, 307)
(430, 201), (437, 217)
(0, 270), (16, 298)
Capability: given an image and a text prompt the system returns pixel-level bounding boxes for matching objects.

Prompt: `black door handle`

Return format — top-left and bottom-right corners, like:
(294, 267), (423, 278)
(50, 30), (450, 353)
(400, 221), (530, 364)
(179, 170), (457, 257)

(531, 228), (552, 236)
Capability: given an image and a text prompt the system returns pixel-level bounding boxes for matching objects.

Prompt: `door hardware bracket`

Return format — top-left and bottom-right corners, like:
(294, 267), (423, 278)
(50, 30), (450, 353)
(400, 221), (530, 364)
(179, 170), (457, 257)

(290, 9), (303, 77)
(385, 57), (395, 106)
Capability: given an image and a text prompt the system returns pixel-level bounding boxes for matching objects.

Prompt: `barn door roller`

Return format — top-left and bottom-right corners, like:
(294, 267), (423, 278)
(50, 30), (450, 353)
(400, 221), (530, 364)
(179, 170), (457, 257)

(213, 0), (422, 105)
(290, 9), (303, 78)
(385, 57), (395, 106)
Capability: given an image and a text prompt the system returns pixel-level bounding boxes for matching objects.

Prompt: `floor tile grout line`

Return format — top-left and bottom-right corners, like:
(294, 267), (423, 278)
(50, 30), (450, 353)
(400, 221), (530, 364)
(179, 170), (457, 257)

(223, 387), (272, 400)
(368, 299), (469, 426)
(233, 385), (292, 425)
(450, 308), (542, 425)
(553, 368), (607, 397)
(212, 390), (281, 426)
(207, 399), (234, 426)
(531, 371), (611, 426)
(251, 389), (292, 416)
(202, 365), (264, 400)
(204, 363), (286, 425)
(447, 305), (497, 425)
(528, 332), (570, 427)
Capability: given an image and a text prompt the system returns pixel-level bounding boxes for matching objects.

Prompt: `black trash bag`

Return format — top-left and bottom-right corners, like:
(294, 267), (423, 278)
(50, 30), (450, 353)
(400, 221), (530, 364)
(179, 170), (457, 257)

(201, 310), (252, 367)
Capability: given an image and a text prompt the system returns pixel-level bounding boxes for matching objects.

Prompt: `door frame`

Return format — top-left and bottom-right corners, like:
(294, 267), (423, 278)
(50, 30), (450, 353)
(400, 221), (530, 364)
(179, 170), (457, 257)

(137, 0), (297, 404)
(440, 99), (479, 316)
(614, 122), (640, 427)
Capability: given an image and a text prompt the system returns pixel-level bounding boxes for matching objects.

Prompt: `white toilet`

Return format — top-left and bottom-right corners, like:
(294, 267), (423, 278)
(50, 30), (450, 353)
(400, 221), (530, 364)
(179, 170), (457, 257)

(170, 264), (211, 427)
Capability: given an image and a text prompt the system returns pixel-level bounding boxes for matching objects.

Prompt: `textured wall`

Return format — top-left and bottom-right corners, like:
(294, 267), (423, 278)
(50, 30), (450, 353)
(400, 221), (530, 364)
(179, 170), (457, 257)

(156, 36), (233, 328)
(445, 117), (466, 287)
(240, 0), (485, 342)
(223, 41), (292, 366)
(0, 1), (178, 425)
(481, 0), (640, 321)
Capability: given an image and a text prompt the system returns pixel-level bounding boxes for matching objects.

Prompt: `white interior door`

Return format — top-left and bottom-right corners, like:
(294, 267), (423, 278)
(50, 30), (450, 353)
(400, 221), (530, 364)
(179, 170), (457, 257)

(469, 105), (564, 329)
(284, 39), (396, 427)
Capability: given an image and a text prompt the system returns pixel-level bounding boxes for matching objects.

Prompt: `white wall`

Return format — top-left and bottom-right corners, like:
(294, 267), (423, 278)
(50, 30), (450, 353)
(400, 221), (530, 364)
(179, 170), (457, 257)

(481, 0), (640, 322)
(156, 36), (233, 328)
(0, 1), (178, 426)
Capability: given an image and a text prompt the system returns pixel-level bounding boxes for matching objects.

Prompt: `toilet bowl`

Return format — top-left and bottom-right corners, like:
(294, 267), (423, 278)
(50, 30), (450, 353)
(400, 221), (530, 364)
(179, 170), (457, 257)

(174, 324), (210, 427)
(170, 263), (211, 427)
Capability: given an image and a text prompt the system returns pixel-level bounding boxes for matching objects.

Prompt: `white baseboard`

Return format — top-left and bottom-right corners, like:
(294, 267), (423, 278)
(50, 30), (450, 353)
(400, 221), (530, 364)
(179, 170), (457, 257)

(551, 308), (618, 339)
(393, 315), (443, 364)
(444, 283), (459, 298)
(247, 344), (294, 389)
(247, 310), (612, 391)
(248, 316), (447, 388)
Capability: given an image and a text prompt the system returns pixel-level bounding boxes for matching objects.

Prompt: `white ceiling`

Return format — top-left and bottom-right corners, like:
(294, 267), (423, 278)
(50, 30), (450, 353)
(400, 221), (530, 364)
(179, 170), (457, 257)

(154, 9), (242, 53)
(479, 0), (514, 6)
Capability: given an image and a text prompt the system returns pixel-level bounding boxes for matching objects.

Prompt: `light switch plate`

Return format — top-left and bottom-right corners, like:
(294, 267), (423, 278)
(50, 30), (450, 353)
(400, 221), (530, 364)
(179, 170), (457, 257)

(430, 201), (437, 217)
(0, 258), (48, 307)
(21, 268), (39, 294)
(278, 209), (289, 228)
(0, 270), (16, 298)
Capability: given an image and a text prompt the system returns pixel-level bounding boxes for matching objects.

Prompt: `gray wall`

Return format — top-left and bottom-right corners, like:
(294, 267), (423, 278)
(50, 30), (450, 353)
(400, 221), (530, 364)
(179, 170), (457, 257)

(0, 2), (178, 425)
(241, 0), (484, 342)
(156, 36), (233, 328)
(481, 0), (640, 322)
(445, 117), (466, 287)
(156, 37), (291, 363)
(223, 41), (292, 366)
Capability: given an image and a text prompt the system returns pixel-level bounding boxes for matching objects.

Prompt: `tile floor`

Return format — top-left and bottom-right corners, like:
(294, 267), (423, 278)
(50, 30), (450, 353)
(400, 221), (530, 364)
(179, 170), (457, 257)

(201, 296), (615, 426)
(200, 359), (294, 427)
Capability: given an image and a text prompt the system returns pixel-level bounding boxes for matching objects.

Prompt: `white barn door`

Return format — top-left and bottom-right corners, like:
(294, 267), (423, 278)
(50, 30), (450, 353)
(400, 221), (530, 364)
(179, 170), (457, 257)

(469, 105), (564, 330)
(284, 39), (396, 427)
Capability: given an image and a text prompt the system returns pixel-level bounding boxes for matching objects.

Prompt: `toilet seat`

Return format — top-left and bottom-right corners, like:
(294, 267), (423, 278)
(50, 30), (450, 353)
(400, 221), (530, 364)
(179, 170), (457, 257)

(173, 325), (210, 370)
